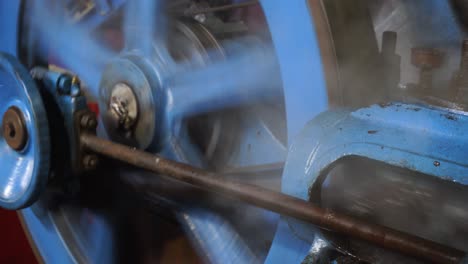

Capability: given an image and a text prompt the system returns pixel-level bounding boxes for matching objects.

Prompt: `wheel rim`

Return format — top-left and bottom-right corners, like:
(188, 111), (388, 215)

(261, 1), (330, 263)
(8, 1), (332, 263)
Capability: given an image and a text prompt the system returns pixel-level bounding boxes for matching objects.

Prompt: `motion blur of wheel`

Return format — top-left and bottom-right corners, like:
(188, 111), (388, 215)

(0, 1), (384, 263)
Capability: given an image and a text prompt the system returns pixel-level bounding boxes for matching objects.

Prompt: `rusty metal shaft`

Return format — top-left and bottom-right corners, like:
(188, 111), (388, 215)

(80, 133), (466, 264)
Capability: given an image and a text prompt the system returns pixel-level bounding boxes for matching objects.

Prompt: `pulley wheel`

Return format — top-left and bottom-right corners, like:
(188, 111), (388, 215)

(0, 52), (49, 210)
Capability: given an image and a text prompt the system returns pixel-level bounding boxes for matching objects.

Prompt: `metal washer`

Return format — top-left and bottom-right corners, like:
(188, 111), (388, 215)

(99, 55), (159, 149)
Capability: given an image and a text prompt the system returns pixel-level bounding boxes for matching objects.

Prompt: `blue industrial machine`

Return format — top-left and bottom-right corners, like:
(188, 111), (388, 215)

(1, 0), (468, 263)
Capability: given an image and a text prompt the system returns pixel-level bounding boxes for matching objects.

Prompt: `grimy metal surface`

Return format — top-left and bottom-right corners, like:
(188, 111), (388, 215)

(80, 133), (466, 264)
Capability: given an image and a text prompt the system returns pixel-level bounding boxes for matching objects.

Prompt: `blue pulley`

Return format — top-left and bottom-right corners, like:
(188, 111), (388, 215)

(0, 52), (50, 210)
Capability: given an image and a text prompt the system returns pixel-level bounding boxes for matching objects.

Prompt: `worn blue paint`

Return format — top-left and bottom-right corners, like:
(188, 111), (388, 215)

(286, 102), (468, 198)
(277, 102), (468, 262)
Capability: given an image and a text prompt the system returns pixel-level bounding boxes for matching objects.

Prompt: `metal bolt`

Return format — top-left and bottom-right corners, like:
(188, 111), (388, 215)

(57, 75), (72, 94)
(411, 47), (443, 91)
(194, 13), (207, 23)
(58, 75), (81, 96)
(108, 83), (138, 133)
(2, 106), (28, 151)
(70, 76), (82, 97)
(80, 114), (97, 129)
(83, 154), (99, 170)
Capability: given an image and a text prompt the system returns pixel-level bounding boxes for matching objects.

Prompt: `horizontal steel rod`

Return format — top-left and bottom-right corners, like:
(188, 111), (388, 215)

(80, 133), (466, 264)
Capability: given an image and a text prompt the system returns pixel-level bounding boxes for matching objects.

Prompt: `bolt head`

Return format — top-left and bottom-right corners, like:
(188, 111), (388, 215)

(80, 114), (97, 130)
(108, 83), (138, 134)
(57, 75), (72, 94)
(83, 155), (99, 170)
(88, 118), (97, 129)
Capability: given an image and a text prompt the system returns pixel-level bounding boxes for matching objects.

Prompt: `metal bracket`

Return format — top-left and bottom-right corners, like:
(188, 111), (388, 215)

(31, 67), (95, 193)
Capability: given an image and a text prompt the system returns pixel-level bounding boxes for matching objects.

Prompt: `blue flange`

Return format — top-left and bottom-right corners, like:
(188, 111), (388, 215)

(0, 52), (50, 210)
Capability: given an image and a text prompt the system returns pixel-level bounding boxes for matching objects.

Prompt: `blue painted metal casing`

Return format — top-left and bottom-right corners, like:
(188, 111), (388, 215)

(286, 102), (468, 193)
(274, 102), (468, 262)
(38, 70), (88, 173)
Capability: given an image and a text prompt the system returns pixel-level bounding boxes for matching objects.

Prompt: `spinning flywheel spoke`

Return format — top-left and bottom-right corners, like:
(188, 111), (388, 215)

(124, 0), (159, 55)
(167, 45), (280, 119)
(30, 1), (116, 92)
